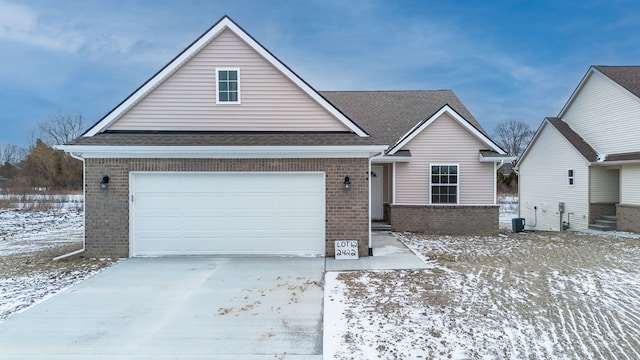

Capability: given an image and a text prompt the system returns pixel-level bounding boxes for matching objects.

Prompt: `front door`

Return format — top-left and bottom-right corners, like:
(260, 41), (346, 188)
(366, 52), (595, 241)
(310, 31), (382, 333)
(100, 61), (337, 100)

(371, 165), (384, 220)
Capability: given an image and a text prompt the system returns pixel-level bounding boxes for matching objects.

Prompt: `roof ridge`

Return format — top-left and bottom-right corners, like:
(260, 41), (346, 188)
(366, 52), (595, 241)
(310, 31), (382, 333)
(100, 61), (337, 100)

(320, 89), (454, 93)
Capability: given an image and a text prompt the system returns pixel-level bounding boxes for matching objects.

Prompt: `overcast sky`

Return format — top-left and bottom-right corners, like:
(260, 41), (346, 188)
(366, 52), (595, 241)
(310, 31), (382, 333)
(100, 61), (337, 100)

(2, 0), (640, 145)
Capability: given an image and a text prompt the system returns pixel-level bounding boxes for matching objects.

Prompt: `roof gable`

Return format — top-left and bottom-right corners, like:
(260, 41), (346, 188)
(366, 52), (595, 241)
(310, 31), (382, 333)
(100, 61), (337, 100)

(559, 66), (640, 118)
(517, 117), (598, 168)
(387, 104), (505, 155)
(83, 16), (368, 137)
(321, 90), (488, 147)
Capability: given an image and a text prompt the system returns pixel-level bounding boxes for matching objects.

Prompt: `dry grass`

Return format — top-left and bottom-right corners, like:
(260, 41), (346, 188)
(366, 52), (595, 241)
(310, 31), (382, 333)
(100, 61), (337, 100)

(0, 194), (82, 211)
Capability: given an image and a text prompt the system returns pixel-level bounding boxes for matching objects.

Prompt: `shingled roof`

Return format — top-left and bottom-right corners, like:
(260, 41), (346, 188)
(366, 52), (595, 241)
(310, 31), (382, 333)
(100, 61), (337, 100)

(68, 132), (376, 147)
(593, 66), (640, 99)
(546, 117), (599, 162)
(320, 90), (487, 146)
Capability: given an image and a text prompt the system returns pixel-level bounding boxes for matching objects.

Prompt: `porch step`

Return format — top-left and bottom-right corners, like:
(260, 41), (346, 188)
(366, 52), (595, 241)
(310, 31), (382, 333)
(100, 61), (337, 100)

(589, 215), (617, 231)
(372, 222), (391, 231)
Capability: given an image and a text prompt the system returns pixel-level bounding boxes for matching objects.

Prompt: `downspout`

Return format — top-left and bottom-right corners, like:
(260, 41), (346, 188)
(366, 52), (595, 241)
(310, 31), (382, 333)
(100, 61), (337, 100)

(368, 151), (385, 256)
(53, 151), (86, 261)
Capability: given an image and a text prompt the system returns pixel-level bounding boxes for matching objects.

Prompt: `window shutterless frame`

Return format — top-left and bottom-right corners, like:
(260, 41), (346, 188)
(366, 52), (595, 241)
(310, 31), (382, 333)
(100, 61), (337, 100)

(216, 68), (241, 104)
(567, 169), (574, 186)
(430, 164), (459, 204)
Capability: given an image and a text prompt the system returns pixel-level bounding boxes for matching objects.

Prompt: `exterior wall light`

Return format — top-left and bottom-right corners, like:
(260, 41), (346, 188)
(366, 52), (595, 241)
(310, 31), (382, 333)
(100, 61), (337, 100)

(343, 176), (351, 191)
(100, 176), (110, 190)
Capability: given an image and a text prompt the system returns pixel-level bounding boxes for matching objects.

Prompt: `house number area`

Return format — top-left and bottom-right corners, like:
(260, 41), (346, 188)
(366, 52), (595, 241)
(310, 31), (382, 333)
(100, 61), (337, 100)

(335, 240), (359, 259)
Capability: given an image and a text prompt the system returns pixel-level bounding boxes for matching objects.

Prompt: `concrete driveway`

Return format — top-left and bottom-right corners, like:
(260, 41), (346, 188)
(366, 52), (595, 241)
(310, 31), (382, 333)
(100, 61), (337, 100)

(0, 257), (324, 359)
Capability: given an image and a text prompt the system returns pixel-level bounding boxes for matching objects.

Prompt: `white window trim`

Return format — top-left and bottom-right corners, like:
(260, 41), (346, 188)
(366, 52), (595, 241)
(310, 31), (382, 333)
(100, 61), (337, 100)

(567, 168), (575, 186)
(429, 163), (460, 205)
(215, 68), (241, 104)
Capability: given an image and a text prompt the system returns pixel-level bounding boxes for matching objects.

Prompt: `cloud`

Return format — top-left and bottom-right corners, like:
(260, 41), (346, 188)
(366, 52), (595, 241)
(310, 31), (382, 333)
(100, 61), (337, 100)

(0, 0), (181, 65)
(0, 0), (86, 52)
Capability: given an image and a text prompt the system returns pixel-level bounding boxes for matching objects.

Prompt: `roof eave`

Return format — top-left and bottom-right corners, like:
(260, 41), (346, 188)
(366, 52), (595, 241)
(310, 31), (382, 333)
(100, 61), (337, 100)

(57, 144), (388, 159)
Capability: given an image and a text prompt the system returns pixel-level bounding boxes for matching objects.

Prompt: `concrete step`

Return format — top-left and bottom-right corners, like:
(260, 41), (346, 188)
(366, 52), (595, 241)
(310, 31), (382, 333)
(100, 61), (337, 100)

(589, 223), (614, 231)
(601, 215), (617, 221)
(372, 222), (391, 231)
(595, 219), (617, 227)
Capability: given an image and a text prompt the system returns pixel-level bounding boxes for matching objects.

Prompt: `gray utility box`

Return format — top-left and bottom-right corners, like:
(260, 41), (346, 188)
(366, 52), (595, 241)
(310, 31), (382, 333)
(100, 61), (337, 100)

(512, 218), (526, 233)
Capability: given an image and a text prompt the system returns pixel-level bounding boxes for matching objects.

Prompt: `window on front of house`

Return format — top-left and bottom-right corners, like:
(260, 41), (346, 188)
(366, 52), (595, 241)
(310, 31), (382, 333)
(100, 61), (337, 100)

(568, 169), (574, 186)
(216, 68), (240, 104)
(431, 164), (458, 204)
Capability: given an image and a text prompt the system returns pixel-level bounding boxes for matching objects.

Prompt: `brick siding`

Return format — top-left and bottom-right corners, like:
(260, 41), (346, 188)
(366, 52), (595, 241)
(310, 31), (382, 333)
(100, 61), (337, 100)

(389, 205), (499, 235)
(616, 204), (640, 233)
(84, 158), (369, 258)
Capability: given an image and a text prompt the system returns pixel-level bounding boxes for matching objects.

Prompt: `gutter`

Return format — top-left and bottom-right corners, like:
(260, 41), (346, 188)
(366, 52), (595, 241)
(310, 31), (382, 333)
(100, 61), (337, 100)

(53, 150), (86, 260)
(368, 151), (386, 256)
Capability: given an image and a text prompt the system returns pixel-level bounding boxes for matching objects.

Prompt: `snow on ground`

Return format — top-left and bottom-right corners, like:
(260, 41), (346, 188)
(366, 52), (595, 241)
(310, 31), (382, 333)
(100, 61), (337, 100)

(0, 201), (114, 323)
(325, 231), (640, 359)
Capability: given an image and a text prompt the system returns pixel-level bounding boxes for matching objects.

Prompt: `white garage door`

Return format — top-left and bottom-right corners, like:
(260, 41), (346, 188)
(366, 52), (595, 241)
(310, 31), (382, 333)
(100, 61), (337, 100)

(130, 172), (325, 257)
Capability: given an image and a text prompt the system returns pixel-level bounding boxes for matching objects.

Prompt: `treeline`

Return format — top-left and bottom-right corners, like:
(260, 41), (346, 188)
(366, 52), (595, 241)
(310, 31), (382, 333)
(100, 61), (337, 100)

(0, 114), (84, 192)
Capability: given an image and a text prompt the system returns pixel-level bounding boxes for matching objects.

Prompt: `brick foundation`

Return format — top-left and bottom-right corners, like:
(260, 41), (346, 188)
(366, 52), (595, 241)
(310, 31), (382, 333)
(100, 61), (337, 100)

(389, 205), (499, 235)
(84, 158), (369, 258)
(616, 203), (640, 233)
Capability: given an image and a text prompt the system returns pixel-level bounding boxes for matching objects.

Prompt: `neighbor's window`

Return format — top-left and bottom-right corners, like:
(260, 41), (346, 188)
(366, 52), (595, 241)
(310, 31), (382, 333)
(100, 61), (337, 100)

(216, 68), (240, 104)
(431, 165), (458, 204)
(568, 169), (574, 186)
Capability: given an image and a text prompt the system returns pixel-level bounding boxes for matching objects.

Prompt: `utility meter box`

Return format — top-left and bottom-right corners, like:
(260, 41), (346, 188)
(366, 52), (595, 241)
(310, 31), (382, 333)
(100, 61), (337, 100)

(558, 202), (565, 213)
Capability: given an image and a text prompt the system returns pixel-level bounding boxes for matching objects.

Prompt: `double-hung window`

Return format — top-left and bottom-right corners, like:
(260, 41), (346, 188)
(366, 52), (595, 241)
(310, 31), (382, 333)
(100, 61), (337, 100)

(216, 68), (240, 104)
(431, 164), (458, 204)
(567, 169), (574, 186)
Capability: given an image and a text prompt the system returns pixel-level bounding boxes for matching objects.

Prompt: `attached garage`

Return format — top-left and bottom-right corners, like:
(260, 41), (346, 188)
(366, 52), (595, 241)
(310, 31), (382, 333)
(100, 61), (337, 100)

(129, 172), (326, 257)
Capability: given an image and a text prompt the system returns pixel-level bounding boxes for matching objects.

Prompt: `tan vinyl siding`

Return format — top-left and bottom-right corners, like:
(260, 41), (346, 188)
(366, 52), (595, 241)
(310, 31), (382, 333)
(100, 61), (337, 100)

(563, 72), (640, 155)
(519, 124), (589, 231)
(108, 29), (348, 132)
(589, 166), (619, 203)
(394, 113), (494, 205)
(620, 164), (640, 205)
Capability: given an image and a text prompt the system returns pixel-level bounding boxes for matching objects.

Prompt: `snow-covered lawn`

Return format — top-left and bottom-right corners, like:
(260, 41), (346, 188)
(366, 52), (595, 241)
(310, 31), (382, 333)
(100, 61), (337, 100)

(325, 231), (640, 359)
(0, 205), (114, 322)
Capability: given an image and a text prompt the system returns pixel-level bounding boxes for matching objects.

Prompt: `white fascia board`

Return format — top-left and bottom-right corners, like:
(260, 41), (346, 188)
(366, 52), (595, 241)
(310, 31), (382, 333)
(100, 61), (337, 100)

(371, 155), (411, 163)
(83, 16), (368, 138)
(226, 21), (368, 137)
(558, 67), (640, 118)
(84, 21), (228, 137)
(479, 154), (517, 163)
(558, 68), (594, 118)
(388, 105), (505, 155)
(514, 119), (548, 171)
(57, 145), (388, 159)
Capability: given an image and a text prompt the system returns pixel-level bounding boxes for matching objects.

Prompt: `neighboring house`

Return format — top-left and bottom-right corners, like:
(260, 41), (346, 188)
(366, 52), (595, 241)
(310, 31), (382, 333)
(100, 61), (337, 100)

(517, 66), (640, 233)
(59, 16), (510, 258)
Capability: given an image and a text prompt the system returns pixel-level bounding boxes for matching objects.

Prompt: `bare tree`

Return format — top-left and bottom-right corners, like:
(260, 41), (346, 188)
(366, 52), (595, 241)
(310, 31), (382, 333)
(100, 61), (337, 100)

(493, 120), (535, 160)
(38, 112), (85, 146)
(0, 143), (26, 164)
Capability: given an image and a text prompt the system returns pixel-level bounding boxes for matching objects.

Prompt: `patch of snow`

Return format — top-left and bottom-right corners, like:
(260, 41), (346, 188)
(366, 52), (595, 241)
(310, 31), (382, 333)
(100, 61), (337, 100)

(0, 207), (84, 256)
(325, 232), (640, 358)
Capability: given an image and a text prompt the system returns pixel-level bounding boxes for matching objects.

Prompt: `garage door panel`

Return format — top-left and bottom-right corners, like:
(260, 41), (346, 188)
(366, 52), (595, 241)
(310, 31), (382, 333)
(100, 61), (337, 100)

(131, 172), (325, 256)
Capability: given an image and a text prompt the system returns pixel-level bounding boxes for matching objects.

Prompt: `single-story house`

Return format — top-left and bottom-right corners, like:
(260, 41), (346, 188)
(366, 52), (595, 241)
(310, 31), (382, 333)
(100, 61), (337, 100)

(516, 66), (640, 232)
(60, 16), (510, 258)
